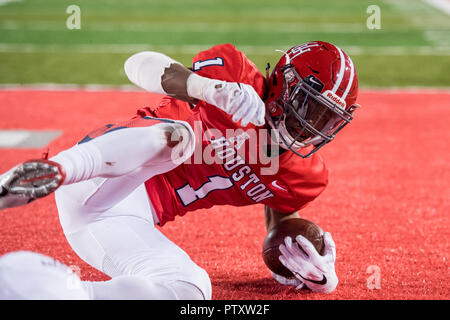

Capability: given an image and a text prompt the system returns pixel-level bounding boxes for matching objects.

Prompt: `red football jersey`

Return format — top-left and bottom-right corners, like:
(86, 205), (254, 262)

(143, 44), (328, 226)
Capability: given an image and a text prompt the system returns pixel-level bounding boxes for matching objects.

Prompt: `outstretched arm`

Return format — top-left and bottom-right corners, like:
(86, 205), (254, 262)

(124, 51), (265, 127)
(264, 205), (300, 231)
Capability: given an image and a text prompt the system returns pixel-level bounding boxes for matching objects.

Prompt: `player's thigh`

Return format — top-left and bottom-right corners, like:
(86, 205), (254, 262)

(55, 181), (155, 235)
(56, 184), (211, 299)
(78, 115), (195, 166)
(78, 115), (174, 144)
(65, 217), (212, 300)
(54, 117), (195, 213)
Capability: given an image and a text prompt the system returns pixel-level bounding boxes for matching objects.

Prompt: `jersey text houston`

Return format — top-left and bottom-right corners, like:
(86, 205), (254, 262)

(210, 136), (274, 203)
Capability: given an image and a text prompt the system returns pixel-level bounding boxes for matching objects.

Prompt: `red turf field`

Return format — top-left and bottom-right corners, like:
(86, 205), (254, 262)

(0, 89), (448, 300)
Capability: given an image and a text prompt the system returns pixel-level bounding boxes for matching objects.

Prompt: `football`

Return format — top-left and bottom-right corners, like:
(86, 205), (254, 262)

(262, 218), (325, 278)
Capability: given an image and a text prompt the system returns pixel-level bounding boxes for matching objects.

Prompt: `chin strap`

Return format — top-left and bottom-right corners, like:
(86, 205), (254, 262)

(263, 62), (271, 100)
(265, 62), (271, 82)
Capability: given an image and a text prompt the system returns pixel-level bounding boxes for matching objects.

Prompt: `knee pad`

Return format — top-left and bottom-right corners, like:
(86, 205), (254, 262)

(171, 266), (212, 300)
(169, 280), (209, 300)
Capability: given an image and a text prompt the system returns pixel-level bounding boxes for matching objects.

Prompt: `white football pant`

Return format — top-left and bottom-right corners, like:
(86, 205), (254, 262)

(0, 251), (89, 300)
(51, 120), (212, 300)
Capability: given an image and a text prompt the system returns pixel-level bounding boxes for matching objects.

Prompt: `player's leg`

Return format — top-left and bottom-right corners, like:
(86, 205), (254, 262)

(50, 119), (194, 212)
(1, 115), (208, 299)
(55, 183), (211, 300)
(0, 117), (194, 211)
(51, 118), (194, 185)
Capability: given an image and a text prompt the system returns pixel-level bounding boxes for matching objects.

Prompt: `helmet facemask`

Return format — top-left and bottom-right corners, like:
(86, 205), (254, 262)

(267, 64), (356, 158)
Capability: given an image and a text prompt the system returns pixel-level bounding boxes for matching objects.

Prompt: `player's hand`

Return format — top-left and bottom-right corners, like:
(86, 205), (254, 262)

(204, 81), (265, 127)
(278, 232), (338, 293)
(187, 73), (265, 127)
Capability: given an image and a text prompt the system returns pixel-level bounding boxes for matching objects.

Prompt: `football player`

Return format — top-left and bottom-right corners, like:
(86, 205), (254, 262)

(0, 41), (359, 299)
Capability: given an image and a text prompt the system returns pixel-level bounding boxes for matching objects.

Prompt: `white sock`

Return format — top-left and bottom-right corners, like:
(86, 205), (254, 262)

(51, 142), (103, 185)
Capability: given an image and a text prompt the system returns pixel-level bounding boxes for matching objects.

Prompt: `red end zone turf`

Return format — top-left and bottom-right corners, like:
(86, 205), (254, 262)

(0, 89), (449, 300)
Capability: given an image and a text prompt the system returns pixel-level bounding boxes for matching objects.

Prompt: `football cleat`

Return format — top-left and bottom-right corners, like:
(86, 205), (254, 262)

(0, 159), (65, 210)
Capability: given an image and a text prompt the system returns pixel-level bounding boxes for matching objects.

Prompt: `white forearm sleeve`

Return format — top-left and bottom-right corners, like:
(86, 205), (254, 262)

(187, 73), (238, 112)
(124, 51), (182, 94)
(186, 73), (221, 100)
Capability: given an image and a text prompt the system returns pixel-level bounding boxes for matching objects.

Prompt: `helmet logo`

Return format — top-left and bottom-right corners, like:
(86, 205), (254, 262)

(323, 90), (346, 109)
(288, 42), (320, 60)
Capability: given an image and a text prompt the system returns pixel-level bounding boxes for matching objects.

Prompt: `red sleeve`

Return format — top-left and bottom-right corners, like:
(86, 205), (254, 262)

(191, 43), (266, 99)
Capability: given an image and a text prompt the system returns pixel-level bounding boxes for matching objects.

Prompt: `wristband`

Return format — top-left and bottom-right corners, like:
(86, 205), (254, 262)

(186, 73), (216, 100)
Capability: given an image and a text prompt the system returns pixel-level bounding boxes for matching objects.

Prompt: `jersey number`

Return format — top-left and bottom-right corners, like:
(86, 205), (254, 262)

(193, 57), (224, 71)
(176, 176), (232, 206)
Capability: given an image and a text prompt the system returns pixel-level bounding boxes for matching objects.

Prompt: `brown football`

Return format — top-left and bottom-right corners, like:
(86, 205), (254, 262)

(262, 218), (325, 278)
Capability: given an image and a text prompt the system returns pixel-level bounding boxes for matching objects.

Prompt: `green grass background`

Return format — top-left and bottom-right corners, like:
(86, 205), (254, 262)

(0, 0), (449, 87)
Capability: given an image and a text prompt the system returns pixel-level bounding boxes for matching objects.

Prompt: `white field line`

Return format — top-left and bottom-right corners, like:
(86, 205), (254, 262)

(0, 0), (21, 6)
(423, 0), (450, 15)
(0, 83), (143, 92)
(0, 130), (28, 147)
(358, 87), (450, 94)
(424, 30), (450, 46)
(0, 130), (61, 149)
(0, 21), (367, 33)
(0, 84), (449, 95)
(0, 43), (449, 56)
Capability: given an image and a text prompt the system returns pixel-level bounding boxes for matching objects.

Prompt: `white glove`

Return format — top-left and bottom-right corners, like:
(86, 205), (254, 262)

(187, 73), (265, 127)
(278, 232), (338, 293)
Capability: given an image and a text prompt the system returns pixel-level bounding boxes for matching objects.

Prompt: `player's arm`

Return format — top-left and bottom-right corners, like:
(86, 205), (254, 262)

(264, 205), (300, 231)
(264, 206), (305, 288)
(124, 51), (265, 126)
(264, 205), (338, 293)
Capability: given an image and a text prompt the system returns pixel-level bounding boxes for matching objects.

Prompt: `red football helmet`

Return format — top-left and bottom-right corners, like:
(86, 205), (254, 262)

(265, 41), (359, 158)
